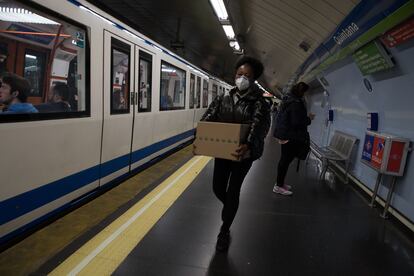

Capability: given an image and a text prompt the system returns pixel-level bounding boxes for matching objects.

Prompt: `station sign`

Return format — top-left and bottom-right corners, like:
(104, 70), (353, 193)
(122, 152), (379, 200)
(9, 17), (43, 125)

(352, 40), (394, 76)
(381, 17), (414, 48)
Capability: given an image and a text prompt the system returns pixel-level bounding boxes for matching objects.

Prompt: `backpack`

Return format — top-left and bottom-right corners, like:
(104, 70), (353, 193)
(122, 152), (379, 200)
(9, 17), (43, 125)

(273, 98), (310, 160)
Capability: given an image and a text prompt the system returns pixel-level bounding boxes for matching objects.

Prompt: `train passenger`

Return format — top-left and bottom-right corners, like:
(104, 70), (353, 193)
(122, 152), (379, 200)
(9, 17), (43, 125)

(0, 44), (8, 75)
(112, 89), (127, 110)
(50, 83), (71, 111)
(272, 82), (315, 195)
(36, 82), (72, 112)
(200, 56), (271, 252)
(160, 92), (173, 109)
(0, 73), (38, 114)
(68, 87), (78, 111)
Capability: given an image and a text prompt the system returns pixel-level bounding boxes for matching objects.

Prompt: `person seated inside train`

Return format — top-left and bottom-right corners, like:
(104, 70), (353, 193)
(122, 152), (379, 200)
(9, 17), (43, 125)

(0, 44), (8, 76)
(35, 82), (71, 112)
(68, 87), (78, 111)
(0, 72), (38, 114)
(160, 92), (173, 109)
(112, 89), (127, 110)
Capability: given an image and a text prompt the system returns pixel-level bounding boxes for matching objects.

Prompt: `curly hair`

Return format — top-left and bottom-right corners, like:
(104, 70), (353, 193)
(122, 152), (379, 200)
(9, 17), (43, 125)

(235, 56), (264, 80)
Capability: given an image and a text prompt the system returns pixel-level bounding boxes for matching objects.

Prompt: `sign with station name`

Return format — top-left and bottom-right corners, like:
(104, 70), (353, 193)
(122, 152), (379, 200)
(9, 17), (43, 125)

(352, 40), (394, 75)
(381, 17), (414, 48)
(333, 22), (359, 45)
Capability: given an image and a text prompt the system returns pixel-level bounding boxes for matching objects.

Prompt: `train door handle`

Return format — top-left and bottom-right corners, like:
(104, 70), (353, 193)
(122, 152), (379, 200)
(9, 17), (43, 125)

(130, 92), (138, 105)
(130, 92), (134, 105)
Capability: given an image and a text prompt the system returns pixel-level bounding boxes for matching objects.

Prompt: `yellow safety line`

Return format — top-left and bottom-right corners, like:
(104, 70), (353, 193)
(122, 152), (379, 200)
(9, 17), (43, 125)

(49, 156), (211, 276)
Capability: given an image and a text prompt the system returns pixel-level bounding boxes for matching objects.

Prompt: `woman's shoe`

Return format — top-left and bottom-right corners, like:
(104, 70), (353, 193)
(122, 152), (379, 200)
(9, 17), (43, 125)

(273, 185), (293, 195)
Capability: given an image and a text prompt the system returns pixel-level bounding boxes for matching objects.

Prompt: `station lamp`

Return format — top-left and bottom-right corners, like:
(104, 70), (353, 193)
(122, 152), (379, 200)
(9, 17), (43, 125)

(209, 0), (242, 53)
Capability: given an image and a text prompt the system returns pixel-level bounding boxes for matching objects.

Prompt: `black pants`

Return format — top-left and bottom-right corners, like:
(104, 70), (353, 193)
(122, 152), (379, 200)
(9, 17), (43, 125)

(213, 158), (253, 232)
(276, 141), (300, 186)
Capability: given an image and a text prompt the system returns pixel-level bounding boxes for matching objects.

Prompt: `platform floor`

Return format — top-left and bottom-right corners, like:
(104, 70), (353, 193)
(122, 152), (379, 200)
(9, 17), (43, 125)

(113, 138), (414, 275)
(1, 137), (414, 275)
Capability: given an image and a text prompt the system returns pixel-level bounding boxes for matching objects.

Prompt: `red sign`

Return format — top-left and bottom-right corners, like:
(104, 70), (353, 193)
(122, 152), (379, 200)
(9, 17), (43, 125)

(386, 141), (405, 173)
(381, 17), (414, 47)
(371, 137), (385, 169)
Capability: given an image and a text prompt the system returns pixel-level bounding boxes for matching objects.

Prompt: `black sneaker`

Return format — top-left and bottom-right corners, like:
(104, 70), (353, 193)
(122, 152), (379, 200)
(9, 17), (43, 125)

(216, 231), (231, 252)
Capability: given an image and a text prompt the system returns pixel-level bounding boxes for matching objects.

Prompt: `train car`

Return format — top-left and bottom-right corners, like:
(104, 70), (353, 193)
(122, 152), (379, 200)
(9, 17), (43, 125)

(208, 77), (232, 106)
(0, 0), (228, 244)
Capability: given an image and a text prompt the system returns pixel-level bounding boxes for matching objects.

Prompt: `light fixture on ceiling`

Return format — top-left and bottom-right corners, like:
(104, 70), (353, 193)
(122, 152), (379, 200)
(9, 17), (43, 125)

(0, 6), (60, 25)
(209, 0), (228, 21)
(222, 25), (235, 39)
(162, 68), (176, 73)
(209, 0), (243, 54)
(229, 40), (240, 50)
(25, 54), (37, 59)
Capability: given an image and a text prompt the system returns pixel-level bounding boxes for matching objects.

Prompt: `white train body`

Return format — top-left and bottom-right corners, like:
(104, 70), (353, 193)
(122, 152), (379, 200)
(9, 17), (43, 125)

(0, 0), (232, 243)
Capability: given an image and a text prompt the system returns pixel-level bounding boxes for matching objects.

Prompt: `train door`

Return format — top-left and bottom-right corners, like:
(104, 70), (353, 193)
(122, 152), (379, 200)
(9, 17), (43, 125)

(129, 46), (156, 171)
(100, 31), (135, 186)
(193, 75), (202, 127)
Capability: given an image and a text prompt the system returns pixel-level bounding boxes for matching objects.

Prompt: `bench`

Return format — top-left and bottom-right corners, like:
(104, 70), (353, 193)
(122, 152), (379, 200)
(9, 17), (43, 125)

(308, 130), (359, 183)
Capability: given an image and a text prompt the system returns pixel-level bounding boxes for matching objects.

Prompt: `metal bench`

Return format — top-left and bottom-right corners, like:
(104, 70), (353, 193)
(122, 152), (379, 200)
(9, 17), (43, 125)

(309, 130), (359, 183)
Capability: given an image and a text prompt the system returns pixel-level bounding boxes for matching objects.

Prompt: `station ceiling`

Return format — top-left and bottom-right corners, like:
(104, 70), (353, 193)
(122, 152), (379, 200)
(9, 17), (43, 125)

(86, 0), (359, 92)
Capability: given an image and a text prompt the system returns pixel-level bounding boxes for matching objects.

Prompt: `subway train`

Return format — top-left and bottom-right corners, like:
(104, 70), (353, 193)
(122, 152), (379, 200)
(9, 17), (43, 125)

(0, 0), (232, 244)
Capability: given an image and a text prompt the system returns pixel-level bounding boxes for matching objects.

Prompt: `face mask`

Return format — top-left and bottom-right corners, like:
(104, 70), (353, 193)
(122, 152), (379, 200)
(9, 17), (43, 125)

(235, 76), (250, 91)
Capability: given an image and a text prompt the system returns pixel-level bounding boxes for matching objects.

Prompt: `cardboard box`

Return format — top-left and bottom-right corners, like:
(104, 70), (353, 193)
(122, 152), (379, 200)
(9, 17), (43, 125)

(194, 121), (250, 161)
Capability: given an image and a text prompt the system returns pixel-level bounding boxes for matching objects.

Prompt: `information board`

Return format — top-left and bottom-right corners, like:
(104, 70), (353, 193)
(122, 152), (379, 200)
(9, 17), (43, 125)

(352, 40), (394, 75)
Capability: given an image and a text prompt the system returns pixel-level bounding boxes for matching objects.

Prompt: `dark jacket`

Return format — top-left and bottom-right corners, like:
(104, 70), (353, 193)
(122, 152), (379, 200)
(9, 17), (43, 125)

(273, 93), (310, 142)
(35, 102), (71, 113)
(201, 84), (271, 160)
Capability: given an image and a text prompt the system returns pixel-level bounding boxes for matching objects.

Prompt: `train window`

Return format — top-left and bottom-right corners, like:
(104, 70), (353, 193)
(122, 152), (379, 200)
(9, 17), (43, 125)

(212, 84), (218, 100)
(196, 76), (201, 108)
(0, 0), (90, 121)
(138, 50), (152, 112)
(24, 49), (46, 98)
(160, 61), (186, 111)
(189, 73), (195, 109)
(110, 38), (130, 114)
(202, 79), (208, 108)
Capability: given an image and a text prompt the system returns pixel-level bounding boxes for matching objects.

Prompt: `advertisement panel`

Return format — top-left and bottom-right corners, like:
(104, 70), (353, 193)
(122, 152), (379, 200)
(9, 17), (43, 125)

(386, 141), (405, 173)
(362, 133), (375, 162)
(381, 16), (414, 47)
(361, 131), (410, 176)
(371, 136), (386, 169)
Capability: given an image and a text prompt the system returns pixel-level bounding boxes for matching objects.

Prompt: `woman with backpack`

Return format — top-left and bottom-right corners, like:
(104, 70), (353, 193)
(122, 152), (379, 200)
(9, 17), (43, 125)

(273, 82), (315, 195)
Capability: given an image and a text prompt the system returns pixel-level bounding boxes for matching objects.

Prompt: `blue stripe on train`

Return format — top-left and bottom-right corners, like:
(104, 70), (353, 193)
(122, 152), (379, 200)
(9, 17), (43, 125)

(0, 129), (195, 227)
